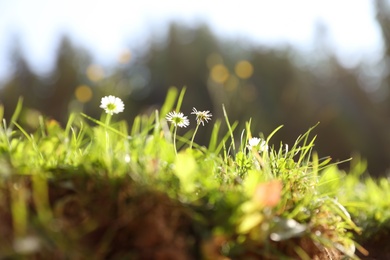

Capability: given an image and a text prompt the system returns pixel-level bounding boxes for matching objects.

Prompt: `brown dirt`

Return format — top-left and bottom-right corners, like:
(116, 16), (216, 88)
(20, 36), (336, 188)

(0, 174), (197, 259)
(0, 173), (379, 259)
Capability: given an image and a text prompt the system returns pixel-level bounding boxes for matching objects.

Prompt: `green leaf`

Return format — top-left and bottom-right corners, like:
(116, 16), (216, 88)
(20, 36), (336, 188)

(237, 211), (263, 234)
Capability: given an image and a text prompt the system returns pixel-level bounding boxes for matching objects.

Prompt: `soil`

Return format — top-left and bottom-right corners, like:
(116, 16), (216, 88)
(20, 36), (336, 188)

(1, 174), (388, 259)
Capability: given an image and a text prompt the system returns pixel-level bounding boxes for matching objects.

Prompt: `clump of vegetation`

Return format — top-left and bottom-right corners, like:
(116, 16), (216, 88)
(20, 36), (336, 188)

(335, 156), (390, 259)
(0, 87), (388, 259)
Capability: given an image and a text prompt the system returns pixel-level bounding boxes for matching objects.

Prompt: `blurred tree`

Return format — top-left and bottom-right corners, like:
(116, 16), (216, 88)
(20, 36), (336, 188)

(0, 36), (93, 125)
(376, 0), (390, 114)
(112, 23), (221, 142)
(45, 36), (92, 123)
(140, 23), (217, 113)
(0, 40), (41, 119)
(306, 58), (390, 176)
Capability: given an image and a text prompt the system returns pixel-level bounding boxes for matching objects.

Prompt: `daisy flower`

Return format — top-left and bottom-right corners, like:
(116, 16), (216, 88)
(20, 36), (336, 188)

(166, 111), (190, 128)
(248, 137), (268, 152)
(259, 140), (269, 152)
(100, 95), (124, 115)
(189, 108), (212, 149)
(166, 111), (189, 154)
(248, 137), (261, 148)
(191, 107), (212, 126)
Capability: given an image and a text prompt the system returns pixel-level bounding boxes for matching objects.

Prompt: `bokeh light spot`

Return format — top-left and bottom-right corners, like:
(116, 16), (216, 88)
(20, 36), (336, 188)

(75, 85), (93, 103)
(235, 60), (254, 79)
(86, 64), (105, 82)
(118, 49), (132, 64)
(211, 64), (229, 84)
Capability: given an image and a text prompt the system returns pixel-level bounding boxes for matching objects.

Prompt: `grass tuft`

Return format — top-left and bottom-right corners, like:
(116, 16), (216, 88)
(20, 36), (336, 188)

(0, 88), (388, 259)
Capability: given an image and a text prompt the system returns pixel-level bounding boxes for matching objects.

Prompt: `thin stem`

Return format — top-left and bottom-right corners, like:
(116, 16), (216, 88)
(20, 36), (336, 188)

(104, 114), (112, 172)
(104, 114), (112, 151)
(190, 123), (200, 149)
(105, 114), (112, 126)
(173, 126), (178, 155)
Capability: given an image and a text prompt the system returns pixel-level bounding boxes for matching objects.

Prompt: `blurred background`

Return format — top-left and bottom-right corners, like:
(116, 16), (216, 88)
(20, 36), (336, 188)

(0, 0), (390, 176)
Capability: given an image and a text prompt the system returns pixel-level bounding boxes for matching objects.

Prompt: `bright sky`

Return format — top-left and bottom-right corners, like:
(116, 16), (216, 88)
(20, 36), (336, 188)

(0, 0), (384, 80)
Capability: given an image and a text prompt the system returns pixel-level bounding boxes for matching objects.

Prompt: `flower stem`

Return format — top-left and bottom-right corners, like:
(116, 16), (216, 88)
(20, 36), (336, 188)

(104, 114), (112, 171)
(190, 123), (200, 149)
(104, 114), (112, 149)
(173, 126), (178, 155)
(105, 114), (112, 126)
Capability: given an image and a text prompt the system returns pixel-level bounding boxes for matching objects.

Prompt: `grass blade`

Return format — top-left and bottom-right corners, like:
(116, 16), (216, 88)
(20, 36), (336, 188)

(222, 104), (236, 153)
(9, 97), (23, 130)
(160, 87), (178, 118)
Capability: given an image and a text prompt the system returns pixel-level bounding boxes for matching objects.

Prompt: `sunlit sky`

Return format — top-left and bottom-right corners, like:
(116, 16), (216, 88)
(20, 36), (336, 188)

(0, 0), (384, 80)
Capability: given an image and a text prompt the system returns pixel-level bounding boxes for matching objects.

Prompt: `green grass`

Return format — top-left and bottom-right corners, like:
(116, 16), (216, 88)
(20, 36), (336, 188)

(0, 87), (389, 259)
(338, 156), (390, 241)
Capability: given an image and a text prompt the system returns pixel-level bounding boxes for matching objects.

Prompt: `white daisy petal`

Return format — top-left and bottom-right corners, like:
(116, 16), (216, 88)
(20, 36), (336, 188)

(191, 107), (212, 126)
(248, 137), (269, 152)
(166, 111), (190, 128)
(100, 95), (124, 115)
(248, 137), (261, 148)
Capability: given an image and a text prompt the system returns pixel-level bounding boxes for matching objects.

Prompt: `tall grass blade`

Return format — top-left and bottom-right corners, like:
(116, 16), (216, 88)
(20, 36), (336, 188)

(215, 121), (238, 155)
(160, 87), (178, 118)
(9, 97), (23, 130)
(222, 104), (236, 153)
(208, 120), (221, 152)
(80, 113), (127, 138)
(266, 125), (283, 143)
(175, 86), (187, 112)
